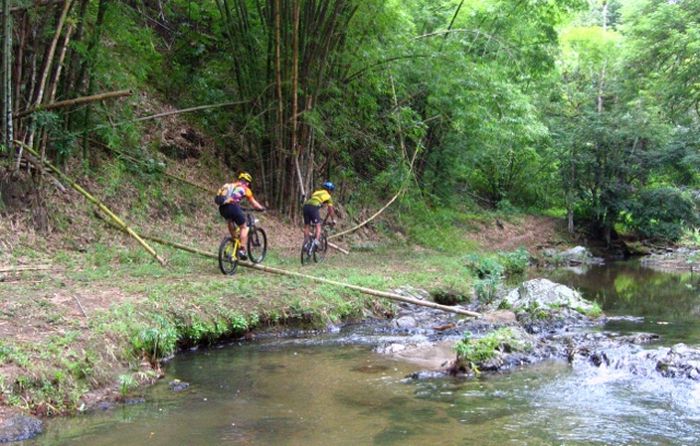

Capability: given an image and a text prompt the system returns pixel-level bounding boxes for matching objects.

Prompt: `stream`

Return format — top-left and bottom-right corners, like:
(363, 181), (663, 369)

(24, 261), (700, 445)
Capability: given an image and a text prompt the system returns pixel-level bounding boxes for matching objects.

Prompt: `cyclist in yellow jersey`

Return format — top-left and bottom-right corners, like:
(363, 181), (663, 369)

(217, 172), (265, 260)
(303, 181), (336, 247)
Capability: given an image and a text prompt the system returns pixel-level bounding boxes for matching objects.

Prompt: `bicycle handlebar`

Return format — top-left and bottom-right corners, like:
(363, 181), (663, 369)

(240, 207), (266, 212)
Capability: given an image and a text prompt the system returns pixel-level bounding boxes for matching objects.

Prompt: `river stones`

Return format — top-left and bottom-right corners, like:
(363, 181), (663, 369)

(393, 316), (418, 329)
(655, 343), (700, 380)
(0, 415), (43, 443)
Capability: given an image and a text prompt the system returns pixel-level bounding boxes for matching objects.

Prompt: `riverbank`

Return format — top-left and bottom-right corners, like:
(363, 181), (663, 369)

(0, 202), (580, 430)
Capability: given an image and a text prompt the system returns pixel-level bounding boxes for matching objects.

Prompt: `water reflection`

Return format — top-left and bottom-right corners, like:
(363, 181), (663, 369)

(540, 261), (700, 344)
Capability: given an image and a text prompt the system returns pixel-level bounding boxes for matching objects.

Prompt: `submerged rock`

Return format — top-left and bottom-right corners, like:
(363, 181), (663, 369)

(0, 415), (43, 443)
(169, 379), (190, 393)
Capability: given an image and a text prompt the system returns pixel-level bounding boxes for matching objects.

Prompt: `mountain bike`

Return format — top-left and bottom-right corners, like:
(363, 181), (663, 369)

(301, 215), (334, 265)
(218, 209), (267, 275)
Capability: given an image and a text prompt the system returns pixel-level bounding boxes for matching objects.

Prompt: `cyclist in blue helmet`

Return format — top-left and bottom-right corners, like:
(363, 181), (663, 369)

(303, 181), (337, 247)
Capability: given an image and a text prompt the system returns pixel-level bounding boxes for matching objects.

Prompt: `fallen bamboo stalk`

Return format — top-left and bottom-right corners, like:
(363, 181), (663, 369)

(16, 141), (167, 266)
(98, 219), (480, 317)
(15, 89), (132, 118)
(327, 242), (349, 255)
(21, 151), (67, 192)
(0, 265), (54, 273)
(243, 262), (481, 318)
(94, 100), (251, 131)
(329, 192), (400, 240)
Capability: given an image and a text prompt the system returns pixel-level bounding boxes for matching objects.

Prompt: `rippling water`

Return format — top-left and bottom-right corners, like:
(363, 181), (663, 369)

(28, 261), (700, 445)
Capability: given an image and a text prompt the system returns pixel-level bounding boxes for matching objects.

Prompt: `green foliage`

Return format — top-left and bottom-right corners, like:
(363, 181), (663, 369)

(130, 316), (178, 360)
(623, 187), (698, 241)
(464, 254), (504, 279)
(118, 374), (137, 397)
(497, 247), (530, 276)
(465, 248), (528, 279)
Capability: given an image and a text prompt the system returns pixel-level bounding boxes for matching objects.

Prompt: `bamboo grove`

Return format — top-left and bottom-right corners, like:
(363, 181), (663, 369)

(1, 0), (699, 241)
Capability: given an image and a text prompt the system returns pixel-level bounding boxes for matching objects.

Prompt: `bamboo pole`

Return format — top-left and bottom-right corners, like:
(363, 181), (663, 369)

(0, 265), (55, 273)
(17, 141), (167, 266)
(244, 262), (481, 318)
(15, 89), (132, 118)
(2, 0), (12, 154)
(327, 242), (349, 255)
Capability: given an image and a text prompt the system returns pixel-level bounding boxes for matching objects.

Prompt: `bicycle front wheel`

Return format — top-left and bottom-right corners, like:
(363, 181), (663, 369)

(300, 240), (313, 266)
(247, 227), (268, 263)
(218, 236), (239, 275)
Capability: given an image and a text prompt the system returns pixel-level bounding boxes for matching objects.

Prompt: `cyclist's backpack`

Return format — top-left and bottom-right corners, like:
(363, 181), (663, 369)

(215, 184), (232, 206)
(215, 182), (246, 206)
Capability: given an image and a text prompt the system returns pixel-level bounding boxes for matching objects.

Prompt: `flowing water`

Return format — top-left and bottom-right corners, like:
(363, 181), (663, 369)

(26, 261), (700, 445)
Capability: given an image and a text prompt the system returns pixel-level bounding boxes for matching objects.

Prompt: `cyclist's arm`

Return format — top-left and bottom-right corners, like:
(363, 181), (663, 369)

(248, 196), (266, 211)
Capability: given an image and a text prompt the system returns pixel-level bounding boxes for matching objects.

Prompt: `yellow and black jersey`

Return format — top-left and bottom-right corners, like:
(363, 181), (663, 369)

(304, 189), (333, 207)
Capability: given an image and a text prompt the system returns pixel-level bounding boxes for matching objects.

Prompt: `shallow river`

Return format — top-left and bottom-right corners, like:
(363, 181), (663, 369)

(27, 261), (700, 445)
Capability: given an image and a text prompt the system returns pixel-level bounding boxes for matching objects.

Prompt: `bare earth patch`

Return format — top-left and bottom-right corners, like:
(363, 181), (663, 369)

(467, 215), (570, 252)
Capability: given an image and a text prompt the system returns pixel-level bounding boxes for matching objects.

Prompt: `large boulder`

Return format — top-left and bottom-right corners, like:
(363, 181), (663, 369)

(504, 278), (599, 316)
(542, 246), (604, 266)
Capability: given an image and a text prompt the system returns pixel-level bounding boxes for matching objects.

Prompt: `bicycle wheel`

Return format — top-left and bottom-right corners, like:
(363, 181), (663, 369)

(247, 227), (268, 263)
(314, 233), (328, 263)
(218, 236), (239, 275)
(300, 240), (313, 266)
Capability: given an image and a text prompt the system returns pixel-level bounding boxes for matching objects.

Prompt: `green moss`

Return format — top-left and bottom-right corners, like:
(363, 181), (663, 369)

(455, 328), (531, 366)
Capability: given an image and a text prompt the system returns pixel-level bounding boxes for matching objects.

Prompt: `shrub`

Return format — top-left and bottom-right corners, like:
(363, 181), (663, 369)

(497, 247), (530, 275)
(624, 187), (698, 241)
(464, 254), (504, 279)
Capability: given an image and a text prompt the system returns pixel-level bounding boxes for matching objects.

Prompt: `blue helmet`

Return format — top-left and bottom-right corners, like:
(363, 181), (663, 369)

(322, 181), (335, 192)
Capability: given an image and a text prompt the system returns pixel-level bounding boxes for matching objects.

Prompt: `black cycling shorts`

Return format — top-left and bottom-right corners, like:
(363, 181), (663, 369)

(219, 203), (246, 226)
(303, 204), (321, 225)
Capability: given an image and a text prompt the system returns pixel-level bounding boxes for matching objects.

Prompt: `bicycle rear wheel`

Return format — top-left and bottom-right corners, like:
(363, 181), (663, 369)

(247, 227), (268, 263)
(218, 236), (239, 275)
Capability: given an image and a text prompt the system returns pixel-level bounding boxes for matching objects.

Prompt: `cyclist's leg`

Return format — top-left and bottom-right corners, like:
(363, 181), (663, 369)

(302, 204), (317, 245)
(227, 221), (236, 240)
(228, 204), (248, 258)
(314, 222), (321, 244)
(240, 223), (249, 250)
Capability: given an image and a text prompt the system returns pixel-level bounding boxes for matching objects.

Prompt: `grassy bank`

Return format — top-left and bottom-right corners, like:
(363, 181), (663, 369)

(0, 236), (495, 416)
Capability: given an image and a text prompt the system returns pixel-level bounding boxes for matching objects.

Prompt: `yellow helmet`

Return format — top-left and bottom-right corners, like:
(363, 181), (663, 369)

(238, 172), (253, 183)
